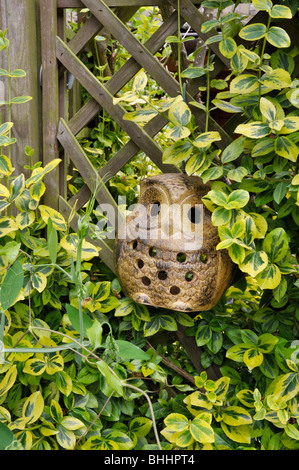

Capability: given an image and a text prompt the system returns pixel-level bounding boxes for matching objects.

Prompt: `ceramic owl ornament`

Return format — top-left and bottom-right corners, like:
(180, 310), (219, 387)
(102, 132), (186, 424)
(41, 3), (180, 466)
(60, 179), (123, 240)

(114, 174), (235, 313)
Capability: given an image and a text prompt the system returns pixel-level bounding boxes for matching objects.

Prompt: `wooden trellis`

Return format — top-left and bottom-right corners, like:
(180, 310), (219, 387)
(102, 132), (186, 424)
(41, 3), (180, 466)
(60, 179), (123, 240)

(39, 0), (280, 272)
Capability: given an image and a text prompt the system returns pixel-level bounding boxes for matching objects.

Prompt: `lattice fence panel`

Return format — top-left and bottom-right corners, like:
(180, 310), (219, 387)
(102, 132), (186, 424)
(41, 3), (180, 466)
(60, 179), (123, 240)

(40, 0), (273, 271)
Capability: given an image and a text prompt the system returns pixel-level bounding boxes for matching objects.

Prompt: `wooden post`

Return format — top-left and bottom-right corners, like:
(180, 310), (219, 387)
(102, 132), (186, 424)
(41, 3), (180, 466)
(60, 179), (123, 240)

(0, 0), (42, 176)
(40, 0), (60, 209)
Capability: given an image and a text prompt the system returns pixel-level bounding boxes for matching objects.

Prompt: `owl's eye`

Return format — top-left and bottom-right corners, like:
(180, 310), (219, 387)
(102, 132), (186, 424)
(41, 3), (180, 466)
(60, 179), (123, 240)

(150, 201), (161, 217)
(187, 206), (201, 224)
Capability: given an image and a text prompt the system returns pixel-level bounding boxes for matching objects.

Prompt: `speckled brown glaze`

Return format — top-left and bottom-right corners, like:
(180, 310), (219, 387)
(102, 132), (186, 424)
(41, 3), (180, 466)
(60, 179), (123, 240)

(114, 174), (235, 312)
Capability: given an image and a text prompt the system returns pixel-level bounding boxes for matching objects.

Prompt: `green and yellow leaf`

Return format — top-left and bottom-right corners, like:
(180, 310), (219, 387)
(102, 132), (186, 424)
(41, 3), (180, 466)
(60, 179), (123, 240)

(222, 406), (253, 426)
(39, 205), (67, 231)
(193, 131), (221, 149)
(60, 234), (99, 260)
(263, 227), (289, 263)
(0, 217), (18, 238)
(239, 23), (267, 41)
(275, 136), (299, 162)
(164, 413), (189, 432)
(22, 391), (44, 425)
(15, 211), (35, 229)
(219, 37), (237, 59)
(230, 74), (259, 94)
(0, 365), (17, 398)
(190, 413), (215, 444)
(221, 422), (251, 444)
(255, 263), (281, 289)
(234, 121), (271, 139)
(266, 27), (291, 48)
(162, 140), (193, 165)
(0, 155), (13, 176)
(239, 250), (268, 277)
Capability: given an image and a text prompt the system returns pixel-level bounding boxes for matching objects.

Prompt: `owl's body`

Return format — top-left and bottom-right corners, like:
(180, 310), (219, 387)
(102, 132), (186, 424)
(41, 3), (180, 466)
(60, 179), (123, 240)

(114, 174), (235, 312)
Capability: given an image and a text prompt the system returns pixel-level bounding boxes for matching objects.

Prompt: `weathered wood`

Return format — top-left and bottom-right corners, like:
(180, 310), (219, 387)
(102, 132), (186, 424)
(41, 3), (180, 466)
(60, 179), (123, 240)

(57, 118), (122, 224)
(59, 195), (116, 273)
(68, 10), (180, 137)
(58, 0), (202, 7)
(58, 7), (68, 200)
(56, 36), (166, 168)
(67, 5), (138, 57)
(66, 6), (230, 148)
(67, 113), (178, 211)
(40, 0), (60, 209)
(83, 0), (182, 97)
(0, 0), (42, 176)
(67, 13), (102, 55)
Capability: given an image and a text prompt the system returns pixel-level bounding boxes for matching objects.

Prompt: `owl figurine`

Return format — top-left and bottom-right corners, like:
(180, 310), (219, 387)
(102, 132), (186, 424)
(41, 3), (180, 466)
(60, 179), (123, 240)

(114, 173), (235, 313)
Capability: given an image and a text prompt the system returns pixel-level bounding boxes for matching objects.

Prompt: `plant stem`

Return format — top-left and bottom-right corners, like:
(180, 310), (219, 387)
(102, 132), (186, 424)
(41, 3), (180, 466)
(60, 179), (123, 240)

(125, 382), (162, 450)
(258, 15), (271, 100)
(74, 390), (115, 449)
(77, 298), (84, 368)
(0, 308), (5, 346)
(205, 49), (211, 132)
(177, 0), (184, 96)
(5, 47), (12, 162)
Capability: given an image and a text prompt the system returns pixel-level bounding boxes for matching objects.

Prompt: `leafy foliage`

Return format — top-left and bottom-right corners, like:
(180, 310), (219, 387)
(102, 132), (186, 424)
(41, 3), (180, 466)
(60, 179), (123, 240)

(0, 1), (298, 451)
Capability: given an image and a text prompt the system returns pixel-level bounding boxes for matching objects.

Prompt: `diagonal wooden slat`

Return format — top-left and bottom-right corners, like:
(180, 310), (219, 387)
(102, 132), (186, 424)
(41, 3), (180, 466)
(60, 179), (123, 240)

(63, 6), (232, 211)
(67, 107), (179, 211)
(56, 36), (167, 167)
(67, 5), (139, 56)
(67, 10), (182, 137)
(67, 6), (231, 146)
(57, 118), (121, 219)
(82, 0), (182, 97)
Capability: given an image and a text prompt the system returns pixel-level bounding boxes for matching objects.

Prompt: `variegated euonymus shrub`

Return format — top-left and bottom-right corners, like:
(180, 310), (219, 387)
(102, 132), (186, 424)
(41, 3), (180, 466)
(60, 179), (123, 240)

(0, 0), (298, 451)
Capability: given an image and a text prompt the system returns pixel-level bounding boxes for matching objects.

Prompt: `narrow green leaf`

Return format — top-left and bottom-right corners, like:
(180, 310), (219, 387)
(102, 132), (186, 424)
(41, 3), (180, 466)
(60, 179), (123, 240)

(66, 304), (93, 337)
(11, 96), (32, 104)
(10, 69), (26, 77)
(96, 360), (123, 395)
(47, 217), (58, 264)
(0, 260), (24, 310)
(115, 340), (149, 361)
